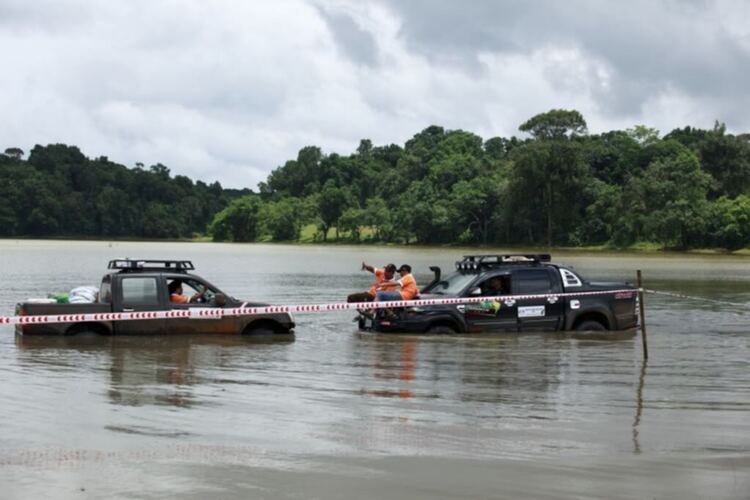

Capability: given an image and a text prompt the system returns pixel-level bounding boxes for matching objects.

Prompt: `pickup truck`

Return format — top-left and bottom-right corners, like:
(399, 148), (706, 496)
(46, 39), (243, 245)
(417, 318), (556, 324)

(15, 259), (295, 336)
(359, 254), (638, 334)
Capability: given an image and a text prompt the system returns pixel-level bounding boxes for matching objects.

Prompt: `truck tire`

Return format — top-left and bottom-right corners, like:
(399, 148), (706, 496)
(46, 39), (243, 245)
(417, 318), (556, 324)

(65, 324), (109, 337)
(575, 320), (607, 332)
(242, 322), (278, 336)
(426, 324), (457, 334)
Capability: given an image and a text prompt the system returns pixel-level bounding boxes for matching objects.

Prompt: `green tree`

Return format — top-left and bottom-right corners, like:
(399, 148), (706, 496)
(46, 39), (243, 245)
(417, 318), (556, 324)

(571, 180), (622, 245)
(209, 196), (262, 242)
(508, 138), (591, 246)
(264, 146), (323, 197)
(509, 110), (592, 246)
(262, 198), (301, 241)
(317, 180), (350, 241)
(3, 147), (23, 160)
(142, 203), (182, 239)
(626, 125), (660, 146)
(450, 174), (505, 244)
(625, 148), (711, 249)
(339, 207), (366, 241)
(519, 109), (587, 140)
(707, 195), (750, 250)
(362, 197), (394, 242)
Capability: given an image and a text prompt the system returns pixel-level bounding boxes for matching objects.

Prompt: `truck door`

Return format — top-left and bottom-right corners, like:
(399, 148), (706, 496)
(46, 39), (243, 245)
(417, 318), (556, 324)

(165, 277), (238, 334)
(462, 274), (518, 332)
(114, 276), (166, 335)
(512, 268), (565, 331)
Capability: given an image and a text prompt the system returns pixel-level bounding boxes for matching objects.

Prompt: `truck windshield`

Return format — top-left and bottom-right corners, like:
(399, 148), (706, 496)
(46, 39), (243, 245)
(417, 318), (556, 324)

(423, 271), (477, 295)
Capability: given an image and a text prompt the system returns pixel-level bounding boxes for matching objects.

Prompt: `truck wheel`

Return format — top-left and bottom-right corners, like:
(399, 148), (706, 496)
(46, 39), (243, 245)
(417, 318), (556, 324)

(426, 324), (457, 334)
(243, 326), (275, 336)
(575, 320), (607, 332)
(65, 323), (109, 336)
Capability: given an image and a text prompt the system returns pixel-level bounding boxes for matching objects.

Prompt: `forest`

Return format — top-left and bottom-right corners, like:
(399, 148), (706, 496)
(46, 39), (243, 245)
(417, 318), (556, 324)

(2, 109), (750, 250)
(0, 144), (249, 239)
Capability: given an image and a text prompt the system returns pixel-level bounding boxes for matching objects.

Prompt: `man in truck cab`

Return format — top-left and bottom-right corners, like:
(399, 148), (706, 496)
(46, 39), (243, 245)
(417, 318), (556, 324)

(481, 276), (511, 297)
(168, 279), (206, 304)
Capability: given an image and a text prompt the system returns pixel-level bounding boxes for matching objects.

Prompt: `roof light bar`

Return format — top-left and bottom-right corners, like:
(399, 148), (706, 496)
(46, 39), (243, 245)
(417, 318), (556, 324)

(107, 259), (195, 272)
(455, 254), (551, 270)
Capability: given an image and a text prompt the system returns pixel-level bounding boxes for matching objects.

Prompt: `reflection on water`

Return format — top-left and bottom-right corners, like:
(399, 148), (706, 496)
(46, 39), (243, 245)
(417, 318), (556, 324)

(1, 240), (749, 499)
(364, 337), (418, 400)
(632, 359), (648, 454)
(15, 335), (295, 410)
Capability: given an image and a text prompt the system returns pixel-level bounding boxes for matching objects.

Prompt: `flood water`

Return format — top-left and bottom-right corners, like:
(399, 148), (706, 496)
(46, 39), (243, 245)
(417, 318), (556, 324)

(0, 240), (748, 499)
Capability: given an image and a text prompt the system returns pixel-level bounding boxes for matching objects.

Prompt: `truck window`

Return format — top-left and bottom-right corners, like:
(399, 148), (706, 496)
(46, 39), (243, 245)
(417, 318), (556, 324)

(477, 275), (511, 296)
(514, 269), (552, 295)
(121, 277), (159, 306)
(100, 277), (112, 304)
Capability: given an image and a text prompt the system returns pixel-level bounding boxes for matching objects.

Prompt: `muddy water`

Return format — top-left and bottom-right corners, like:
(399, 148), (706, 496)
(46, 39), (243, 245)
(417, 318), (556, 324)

(0, 240), (748, 499)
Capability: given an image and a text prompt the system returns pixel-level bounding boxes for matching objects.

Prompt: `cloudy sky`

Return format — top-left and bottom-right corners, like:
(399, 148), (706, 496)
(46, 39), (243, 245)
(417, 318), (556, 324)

(2, 0), (749, 188)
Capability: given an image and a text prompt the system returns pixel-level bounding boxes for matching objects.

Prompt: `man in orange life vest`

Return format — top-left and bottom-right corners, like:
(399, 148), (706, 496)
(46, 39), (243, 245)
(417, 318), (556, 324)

(347, 262), (398, 303)
(375, 264), (418, 302)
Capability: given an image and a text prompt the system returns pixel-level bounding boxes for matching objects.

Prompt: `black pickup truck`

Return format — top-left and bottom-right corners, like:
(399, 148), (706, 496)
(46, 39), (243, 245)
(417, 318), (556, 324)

(359, 254), (637, 334)
(15, 259), (295, 336)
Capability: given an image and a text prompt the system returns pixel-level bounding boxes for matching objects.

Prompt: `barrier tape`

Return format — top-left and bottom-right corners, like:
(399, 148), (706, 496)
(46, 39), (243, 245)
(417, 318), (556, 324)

(0, 288), (638, 327)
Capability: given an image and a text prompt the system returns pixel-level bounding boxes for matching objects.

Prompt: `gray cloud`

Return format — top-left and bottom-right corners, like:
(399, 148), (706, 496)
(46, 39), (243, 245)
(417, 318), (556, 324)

(1, 0), (749, 189)
(317, 8), (379, 66)
(382, 0), (750, 126)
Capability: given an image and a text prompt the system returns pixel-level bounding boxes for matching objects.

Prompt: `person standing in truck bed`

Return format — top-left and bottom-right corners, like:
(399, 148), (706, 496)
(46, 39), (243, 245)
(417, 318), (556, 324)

(348, 263), (397, 303)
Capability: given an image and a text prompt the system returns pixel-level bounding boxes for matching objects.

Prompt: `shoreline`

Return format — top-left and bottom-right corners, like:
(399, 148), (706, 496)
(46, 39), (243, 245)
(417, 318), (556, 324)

(2, 236), (749, 257)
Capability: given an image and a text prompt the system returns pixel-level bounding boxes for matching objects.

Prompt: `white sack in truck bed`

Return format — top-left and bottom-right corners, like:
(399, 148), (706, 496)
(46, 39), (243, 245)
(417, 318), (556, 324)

(68, 286), (99, 303)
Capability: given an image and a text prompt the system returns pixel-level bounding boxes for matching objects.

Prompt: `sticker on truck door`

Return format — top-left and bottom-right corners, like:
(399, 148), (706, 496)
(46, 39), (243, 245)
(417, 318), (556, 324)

(518, 306), (545, 318)
(466, 300), (502, 317)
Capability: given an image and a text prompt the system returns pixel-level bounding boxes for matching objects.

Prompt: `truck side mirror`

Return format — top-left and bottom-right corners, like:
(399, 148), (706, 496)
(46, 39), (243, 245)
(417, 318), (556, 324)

(214, 293), (227, 307)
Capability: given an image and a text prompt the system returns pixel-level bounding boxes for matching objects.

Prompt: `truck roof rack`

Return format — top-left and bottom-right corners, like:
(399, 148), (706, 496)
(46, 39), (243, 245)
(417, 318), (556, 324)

(108, 259), (195, 273)
(456, 254), (550, 270)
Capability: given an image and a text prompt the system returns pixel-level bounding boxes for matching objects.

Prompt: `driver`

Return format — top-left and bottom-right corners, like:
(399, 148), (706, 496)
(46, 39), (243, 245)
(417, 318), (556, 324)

(168, 280), (206, 304)
(482, 276), (510, 297)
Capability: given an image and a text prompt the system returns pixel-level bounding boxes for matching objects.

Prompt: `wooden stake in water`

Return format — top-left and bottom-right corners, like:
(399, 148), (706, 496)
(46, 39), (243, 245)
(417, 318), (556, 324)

(637, 270), (649, 360)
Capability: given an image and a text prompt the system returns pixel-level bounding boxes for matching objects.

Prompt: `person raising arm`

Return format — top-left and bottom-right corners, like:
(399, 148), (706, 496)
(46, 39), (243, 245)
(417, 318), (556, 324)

(347, 262), (397, 303)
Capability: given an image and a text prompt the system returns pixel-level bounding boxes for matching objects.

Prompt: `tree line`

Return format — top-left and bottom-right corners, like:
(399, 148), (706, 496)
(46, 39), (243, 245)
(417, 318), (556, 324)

(0, 144), (249, 238)
(3, 109), (750, 250)
(212, 110), (750, 250)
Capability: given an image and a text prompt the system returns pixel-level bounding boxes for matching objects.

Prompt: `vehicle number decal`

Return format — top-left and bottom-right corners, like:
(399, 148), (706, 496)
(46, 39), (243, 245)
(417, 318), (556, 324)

(518, 306), (545, 318)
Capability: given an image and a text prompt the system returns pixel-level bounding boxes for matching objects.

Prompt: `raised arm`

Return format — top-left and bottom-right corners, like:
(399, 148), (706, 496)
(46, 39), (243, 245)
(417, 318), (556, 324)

(361, 261), (376, 274)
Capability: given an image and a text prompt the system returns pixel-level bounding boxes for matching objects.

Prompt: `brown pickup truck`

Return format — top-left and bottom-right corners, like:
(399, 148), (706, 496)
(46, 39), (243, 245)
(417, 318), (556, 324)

(15, 259), (295, 336)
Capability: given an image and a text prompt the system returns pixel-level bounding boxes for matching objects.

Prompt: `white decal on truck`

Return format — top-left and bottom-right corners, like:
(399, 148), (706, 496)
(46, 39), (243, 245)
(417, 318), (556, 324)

(560, 268), (582, 288)
(518, 306), (546, 318)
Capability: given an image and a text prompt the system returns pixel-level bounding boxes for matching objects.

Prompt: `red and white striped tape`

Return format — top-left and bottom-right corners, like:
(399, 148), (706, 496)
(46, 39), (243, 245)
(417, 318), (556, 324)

(0, 289), (637, 327)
